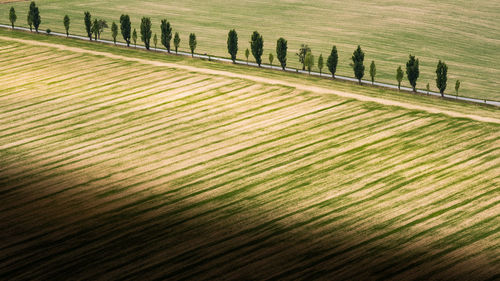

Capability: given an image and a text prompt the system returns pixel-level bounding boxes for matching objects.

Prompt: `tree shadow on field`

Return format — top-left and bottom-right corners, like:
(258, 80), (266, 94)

(0, 167), (495, 281)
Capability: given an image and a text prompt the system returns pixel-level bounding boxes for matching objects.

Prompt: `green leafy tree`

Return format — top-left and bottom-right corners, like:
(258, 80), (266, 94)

(63, 15), (70, 37)
(120, 14), (131, 46)
(250, 31), (263, 67)
(91, 18), (99, 40)
(435, 60), (447, 96)
(97, 19), (108, 39)
(351, 45), (365, 84)
(455, 80), (460, 96)
(396, 65), (404, 90)
(173, 32), (180, 53)
(153, 33), (158, 50)
(245, 48), (250, 64)
(84, 11), (92, 40)
(327, 45), (338, 78)
(305, 51), (314, 74)
(46, 28), (50, 35)
(406, 54), (420, 92)
(111, 21), (118, 45)
(189, 33), (197, 57)
(27, 1), (35, 31)
(132, 28), (137, 47)
(276, 37), (287, 70)
(227, 29), (238, 63)
(32, 6), (40, 32)
(160, 19), (172, 52)
(269, 53), (274, 67)
(369, 60), (376, 84)
(318, 54), (324, 75)
(140, 17), (152, 50)
(9, 7), (17, 29)
(296, 44), (311, 70)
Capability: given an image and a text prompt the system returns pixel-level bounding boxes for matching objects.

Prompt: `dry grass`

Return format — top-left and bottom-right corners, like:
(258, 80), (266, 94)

(0, 36), (498, 280)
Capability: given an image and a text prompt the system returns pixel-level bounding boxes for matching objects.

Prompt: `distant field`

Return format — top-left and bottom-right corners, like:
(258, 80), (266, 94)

(1, 34), (499, 279)
(0, 0), (499, 100)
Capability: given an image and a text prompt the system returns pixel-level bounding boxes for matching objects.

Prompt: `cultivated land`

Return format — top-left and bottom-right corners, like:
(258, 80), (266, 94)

(0, 31), (499, 280)
(1, 0), (500, 101)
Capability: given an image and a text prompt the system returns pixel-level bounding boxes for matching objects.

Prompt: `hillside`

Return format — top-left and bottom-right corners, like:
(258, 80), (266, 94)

(0, 30), (499, 280)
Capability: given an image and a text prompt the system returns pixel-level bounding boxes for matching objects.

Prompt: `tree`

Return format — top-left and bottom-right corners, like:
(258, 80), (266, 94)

(304, 51), (314, 74)
(132, 28), (137, 47)
(227, 29), (238, 63)
(46, 28), (50, 35)
(396, 66), (404, 90)
(296, 44), (311, 71)
(318, 54), (324, 75)
(120, 14), (131, 47)
(63, 15), (70, 37)
(435, 60), (447, 97)
(97, 19), (108, 39)
(189, 33), (197, 57)
(140, 17), (152, 50)
(351, 45), (365, 84)
(84, 11), (92, 40)
(327, 45), (338, 78)
(406, 54), (420, 92)
(269, 53), (274, 67)
(111, 22), (118, 45)
(91, 19), (99, 40)
(9, 7), (16, 29)
(245, 48), (250, 64)
(160, 19), (172, 53)
(276, 37), (287, 70)
(369, 60), (376, 84)
(250, 31), (263, 67)
(173, 32), (180, 54)
(32, 6), (40, 32)
(426, 83), (430, 95)
(27, 1), (35, 31)
(455, 80), (460, 96)
(153, 33), (158, 50)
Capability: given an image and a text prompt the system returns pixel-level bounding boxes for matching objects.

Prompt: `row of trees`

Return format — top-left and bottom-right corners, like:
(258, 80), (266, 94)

(8, 3), (461, 96)
(225, 29), (459, 96)
(82, 12), (198, 56)
(9, 3), (40, 32)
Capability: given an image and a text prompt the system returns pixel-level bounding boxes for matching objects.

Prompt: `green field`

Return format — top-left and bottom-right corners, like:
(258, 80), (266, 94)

(1, 0), (499, 101)
(0, 31), (499, 279)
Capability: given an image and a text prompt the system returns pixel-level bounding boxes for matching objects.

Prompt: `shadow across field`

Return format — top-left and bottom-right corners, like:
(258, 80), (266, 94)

(0, 168), (493, 281)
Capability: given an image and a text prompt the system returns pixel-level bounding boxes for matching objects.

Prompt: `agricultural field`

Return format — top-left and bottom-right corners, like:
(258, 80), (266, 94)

(0, 32), (499, 280)
(1, 0), (500, 100)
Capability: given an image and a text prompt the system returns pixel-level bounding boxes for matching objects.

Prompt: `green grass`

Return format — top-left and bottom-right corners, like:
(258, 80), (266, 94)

(1, 0), (499, 100)
(0, 32), (499, 279)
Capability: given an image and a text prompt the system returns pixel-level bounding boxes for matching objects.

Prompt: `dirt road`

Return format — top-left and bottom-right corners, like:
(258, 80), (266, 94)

(1, 35), (498, 124)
